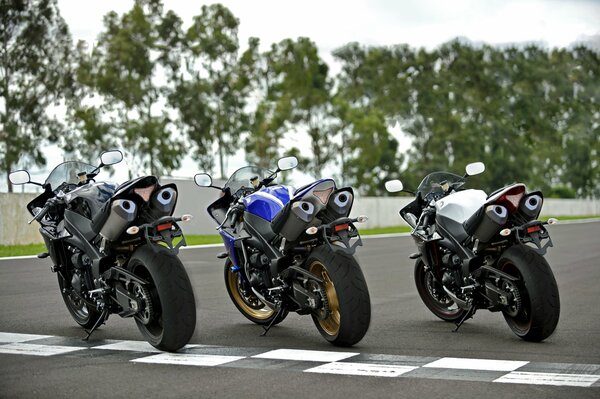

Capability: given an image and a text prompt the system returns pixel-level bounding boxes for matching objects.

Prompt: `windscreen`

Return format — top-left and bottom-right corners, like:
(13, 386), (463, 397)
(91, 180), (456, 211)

(416, 171), (465, 198)
(45, 161), (96, 191)
(224, 166), (274, 194)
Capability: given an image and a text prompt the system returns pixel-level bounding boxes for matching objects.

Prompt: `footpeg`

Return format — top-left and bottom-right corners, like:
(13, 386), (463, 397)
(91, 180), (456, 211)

(409, 252), (420, 259)
(37, 252), (49, 259)
(216, 252), (228, 259)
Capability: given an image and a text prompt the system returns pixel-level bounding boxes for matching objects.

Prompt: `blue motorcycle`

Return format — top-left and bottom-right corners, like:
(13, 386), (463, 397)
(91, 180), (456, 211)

(194, 156), (371, 346)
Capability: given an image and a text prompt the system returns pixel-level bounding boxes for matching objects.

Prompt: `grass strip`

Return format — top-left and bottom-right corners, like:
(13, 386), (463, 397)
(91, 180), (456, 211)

(1, 215), (598, 258)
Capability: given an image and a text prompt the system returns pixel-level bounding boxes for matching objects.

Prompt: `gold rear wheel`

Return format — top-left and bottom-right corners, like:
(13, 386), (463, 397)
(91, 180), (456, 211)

(309, 261), (341, 336)
(306, 246), (371, 346)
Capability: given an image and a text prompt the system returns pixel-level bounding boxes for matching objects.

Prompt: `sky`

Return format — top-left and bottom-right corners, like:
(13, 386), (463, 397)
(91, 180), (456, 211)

(6, 0), (600, 190)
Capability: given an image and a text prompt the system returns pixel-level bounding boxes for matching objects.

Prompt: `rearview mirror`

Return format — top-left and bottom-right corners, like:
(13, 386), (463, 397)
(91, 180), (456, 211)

(384, 180), (404, 193)
(9, 170), (31, 185)
(277, 156), (298, 171)
(100, 150), (123, 166)
(465, 162), (485, 176)
(194, 173), (213, 187)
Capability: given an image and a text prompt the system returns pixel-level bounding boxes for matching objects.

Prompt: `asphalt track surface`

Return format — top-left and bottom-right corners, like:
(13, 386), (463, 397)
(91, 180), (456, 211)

(1, 221), (599, 398)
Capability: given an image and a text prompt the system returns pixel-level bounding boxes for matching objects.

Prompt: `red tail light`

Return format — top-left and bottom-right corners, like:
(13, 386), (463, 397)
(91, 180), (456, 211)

(156, 222), (173, 232)
(334, 223), (349, 232)
(496, 185), (526, 213)
(527, 225), (541, 233)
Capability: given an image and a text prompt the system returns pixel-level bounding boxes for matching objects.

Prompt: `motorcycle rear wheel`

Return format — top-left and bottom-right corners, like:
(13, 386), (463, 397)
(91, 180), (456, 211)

(307, 246), (371, 346)
(414, 259), (467, 322)
(128, 245), (196, 351)
(223, 259), (288, 326)
(498, 244), (560, 342)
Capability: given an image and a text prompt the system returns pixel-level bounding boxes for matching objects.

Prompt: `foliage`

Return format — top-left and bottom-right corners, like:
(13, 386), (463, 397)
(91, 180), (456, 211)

(71, 0), (184, 177)
(0, 0), (74, 191)
(4, 2), (599, 198)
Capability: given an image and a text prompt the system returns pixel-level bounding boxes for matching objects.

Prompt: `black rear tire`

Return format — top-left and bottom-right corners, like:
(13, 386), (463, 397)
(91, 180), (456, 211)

(498, 244), (560, 342)
(57, 272), (104, 330)
(414, 259), (467, 322)
(306, 246), (371, 347)
(128, 245), (196, 351)
(224, 259), (289, 326)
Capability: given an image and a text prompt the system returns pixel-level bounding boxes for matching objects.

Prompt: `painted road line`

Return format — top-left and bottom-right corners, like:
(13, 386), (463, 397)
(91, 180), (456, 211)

(423, 357), (529, 372)
(0, 342), (86, 356)
(0, 332), (53, 343)
(494, 371), (600, 387)
(305, 362), (417, 377)
(1, 332), (599, 387)
(93, 340), (200, 353)
(132, 353), (246, 367)
(253, 348), (359, 362)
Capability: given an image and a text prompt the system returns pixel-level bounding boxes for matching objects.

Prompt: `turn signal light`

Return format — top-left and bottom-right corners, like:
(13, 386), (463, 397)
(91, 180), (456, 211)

(181, 214), (193, 222)
(126, 226), (140, 235)
(547, 218), (558, 225)
(305, 226), (318, 235)
(499, 228), (512, 237)
(356, 215), (368, 223)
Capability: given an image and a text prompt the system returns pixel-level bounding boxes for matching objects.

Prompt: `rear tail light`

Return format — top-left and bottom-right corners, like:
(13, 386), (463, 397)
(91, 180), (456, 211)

(496, 185), (526, 213)
(134, 186), (155, 202)
(156, 222), (173, 232)
(334, 223), (349, 232)
(527, 225), (542, 233)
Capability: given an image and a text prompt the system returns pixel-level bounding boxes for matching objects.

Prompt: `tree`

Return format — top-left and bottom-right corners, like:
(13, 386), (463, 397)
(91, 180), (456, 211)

(174, 3), (249, 178)
(243, 38), (289, 169)
(0, 0), (73, 191)
(73, 0), (184, 177)
(273, 38), (333, 178)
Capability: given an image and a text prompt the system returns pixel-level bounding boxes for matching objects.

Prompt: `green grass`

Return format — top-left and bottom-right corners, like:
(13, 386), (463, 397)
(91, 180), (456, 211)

(1, 215), (598, 257)
(0, 243), (47, 258)
(185, 234), (222, 245)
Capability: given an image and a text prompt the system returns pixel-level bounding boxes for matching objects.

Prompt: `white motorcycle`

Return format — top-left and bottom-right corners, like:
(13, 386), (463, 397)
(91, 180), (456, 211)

(385, 162), (560, 341)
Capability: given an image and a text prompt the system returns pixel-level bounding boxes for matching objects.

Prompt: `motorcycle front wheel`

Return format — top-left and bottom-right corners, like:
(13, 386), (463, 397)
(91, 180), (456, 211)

(306, 245), (371, 347)
(127, 245), (196, 351)
(498, 244), (560, 342)
(414, 259), (467, 322)
(57, 270), (105, 329)
(223, 259), (288, 326)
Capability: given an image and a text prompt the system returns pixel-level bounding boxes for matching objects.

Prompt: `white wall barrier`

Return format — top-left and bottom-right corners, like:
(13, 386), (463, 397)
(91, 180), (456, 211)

(1, 179), (598, 245)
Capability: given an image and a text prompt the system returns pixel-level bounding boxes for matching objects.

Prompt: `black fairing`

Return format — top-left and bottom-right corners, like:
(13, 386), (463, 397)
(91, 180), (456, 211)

(244, 212), (276, 242)
(69, 182), (116, 219)
(113, 176), (158, 198)
(436, 214), (469, 244)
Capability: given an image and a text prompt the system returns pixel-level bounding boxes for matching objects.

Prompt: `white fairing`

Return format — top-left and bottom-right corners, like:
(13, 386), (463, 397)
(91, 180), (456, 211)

(435, 189), (487, 223)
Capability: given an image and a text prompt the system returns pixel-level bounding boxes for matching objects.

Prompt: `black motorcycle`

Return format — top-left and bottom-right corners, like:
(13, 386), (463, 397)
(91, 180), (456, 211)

(385, 162), (560, 341)
(194, 156), (371, 346)
(9, 150), (196, 351)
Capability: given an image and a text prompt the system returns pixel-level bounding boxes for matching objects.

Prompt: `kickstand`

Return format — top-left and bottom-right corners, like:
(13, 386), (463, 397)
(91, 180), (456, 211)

(260, 307), (284, 337)
(83, 309), (109, 341)
(453, 306), (476, 333)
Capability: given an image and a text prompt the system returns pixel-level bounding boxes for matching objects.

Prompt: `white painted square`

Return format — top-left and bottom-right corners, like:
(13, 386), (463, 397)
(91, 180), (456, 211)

(305, 362), (417, 377)
(132, 353), (245, 367)
(92, 340), (199, 353)
(253, 349), (359, 362)
(423, 357), (529, 371)
(494, 371), (600, 387)
(0, 343), (86, 356)
(0, 332), (52, 343)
